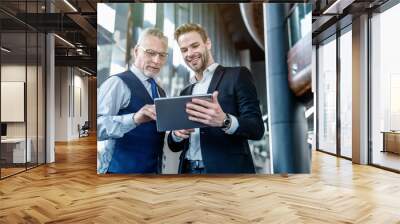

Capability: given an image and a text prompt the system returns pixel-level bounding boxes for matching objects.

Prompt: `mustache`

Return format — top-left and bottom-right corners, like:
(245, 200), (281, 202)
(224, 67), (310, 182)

(147, 64), (161, 68)
(186, 53), (202, 61)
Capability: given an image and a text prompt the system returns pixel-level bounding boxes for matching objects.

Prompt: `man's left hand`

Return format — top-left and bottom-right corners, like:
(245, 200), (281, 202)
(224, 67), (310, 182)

(186, 91), (225, 127)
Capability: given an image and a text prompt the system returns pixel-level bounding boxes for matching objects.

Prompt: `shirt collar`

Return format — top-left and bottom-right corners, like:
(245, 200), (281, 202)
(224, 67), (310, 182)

(130, 65), (152, 83)
(190, 63), (219, 84)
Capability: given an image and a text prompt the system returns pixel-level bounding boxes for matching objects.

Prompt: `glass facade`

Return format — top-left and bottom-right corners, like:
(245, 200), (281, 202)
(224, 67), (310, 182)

(339, 28), (352, 159)
(315, 1), (400, 171)
(317, 36), (337, 155)
(371, 3), (400, 171)
(316, 27), (353, 159)
(287, 4), (312, 48)
(0, 1), (46, 179)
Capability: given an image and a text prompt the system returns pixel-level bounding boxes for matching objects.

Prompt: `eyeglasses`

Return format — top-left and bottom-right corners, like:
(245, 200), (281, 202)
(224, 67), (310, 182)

(138, 46), (168, 60)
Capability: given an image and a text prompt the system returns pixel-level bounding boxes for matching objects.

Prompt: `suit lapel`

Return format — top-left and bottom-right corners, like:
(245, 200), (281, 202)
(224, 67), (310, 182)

(187, 83), (195, 95)
(183, 83), (195, 95)
(182, 65), (224, 95)
(207, 65), (224, 94)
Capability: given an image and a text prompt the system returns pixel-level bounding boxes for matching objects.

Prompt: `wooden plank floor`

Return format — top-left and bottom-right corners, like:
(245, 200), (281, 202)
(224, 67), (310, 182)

(1, 135), (400, 223)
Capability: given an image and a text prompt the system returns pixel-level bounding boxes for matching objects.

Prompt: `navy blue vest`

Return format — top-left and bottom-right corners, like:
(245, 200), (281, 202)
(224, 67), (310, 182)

(107, 70), (165, 173)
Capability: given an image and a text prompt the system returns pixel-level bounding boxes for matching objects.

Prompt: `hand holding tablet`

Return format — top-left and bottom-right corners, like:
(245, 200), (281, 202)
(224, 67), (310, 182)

(154, 94), (212, 131)
(186, 91), (226, 128)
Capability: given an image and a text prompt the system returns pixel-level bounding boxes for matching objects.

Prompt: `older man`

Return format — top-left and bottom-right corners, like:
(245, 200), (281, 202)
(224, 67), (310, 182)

(168, 23), (264, 174)
(97, 28), (168, 174)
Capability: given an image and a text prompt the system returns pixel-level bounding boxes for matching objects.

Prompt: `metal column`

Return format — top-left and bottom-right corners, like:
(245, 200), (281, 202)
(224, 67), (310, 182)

(264, 4), (310, 173)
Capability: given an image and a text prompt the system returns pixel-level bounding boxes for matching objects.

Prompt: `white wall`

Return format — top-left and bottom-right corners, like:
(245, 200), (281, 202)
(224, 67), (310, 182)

(1, 66), (25, 128)
(1, 63), (46, 164)
(1, 65), (38, 137)
(54, 67), (89, 141)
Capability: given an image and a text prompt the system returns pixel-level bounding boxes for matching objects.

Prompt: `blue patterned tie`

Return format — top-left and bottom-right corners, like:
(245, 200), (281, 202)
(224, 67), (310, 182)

(147, 78), (159, 99)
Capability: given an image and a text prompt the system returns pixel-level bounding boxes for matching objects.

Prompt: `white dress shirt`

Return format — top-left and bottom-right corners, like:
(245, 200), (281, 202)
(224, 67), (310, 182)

(97, 65), (159, 173)
(172, 63), (239, 161)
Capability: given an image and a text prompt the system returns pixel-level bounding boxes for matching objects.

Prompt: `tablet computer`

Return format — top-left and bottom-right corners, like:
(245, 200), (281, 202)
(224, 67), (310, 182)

(154, 94), (212, 131)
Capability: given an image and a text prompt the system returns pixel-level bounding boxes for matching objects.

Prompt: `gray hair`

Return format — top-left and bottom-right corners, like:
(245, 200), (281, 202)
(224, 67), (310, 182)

(137, 27), (168, 46)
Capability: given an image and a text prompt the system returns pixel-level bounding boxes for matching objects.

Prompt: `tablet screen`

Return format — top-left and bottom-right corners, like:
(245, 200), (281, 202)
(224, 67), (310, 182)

(154, 94), (212, 131)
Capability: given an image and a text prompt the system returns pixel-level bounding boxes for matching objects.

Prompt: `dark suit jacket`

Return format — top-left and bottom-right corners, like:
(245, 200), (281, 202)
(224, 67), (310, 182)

(167, 65), (264, 173)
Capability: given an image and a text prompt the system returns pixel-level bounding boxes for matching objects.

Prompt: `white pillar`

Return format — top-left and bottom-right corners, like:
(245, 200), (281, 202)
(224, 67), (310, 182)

(46, 33), (55, 163)
(352, 14), (369, 164)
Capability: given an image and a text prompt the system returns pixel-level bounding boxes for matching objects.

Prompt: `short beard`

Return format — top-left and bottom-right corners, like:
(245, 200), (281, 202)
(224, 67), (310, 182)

(142, 66), (160, 78)
(193, 49), (209, 74)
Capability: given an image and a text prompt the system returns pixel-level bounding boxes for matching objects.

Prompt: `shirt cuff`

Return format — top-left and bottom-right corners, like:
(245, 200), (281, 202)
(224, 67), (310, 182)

(224, 114), (239, 134)
(171, 131), (184, 142)
(120, 113), (137, 132)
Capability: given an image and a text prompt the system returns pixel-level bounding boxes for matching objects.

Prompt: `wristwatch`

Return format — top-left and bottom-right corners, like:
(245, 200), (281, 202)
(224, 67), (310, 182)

(222, 113), (232, 130)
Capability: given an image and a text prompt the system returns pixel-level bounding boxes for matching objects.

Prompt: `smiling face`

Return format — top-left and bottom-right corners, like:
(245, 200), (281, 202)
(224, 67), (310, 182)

(133, 35), (168, 78)
(177, 31), (213, 75)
